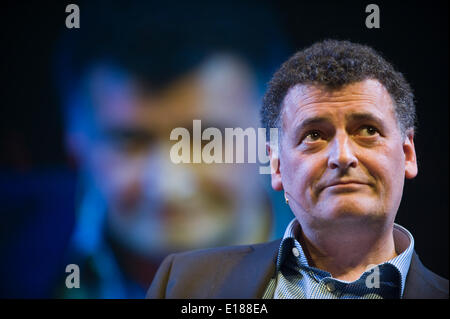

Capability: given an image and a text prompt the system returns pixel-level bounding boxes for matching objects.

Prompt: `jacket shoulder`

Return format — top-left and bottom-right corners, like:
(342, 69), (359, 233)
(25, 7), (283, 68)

(146, 239), (281, 298)
(404, 251), (449, 299)
(168, 239), (281, 268)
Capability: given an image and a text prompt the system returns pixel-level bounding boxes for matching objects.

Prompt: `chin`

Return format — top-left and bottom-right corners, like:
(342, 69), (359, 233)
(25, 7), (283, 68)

(316, 196), (381, 220)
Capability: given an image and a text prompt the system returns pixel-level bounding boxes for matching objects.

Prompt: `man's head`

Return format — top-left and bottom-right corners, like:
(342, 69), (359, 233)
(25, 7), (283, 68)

(67, 58), (271, 256)
(262, 40), (418, 230)
(55, 1), (286, 257)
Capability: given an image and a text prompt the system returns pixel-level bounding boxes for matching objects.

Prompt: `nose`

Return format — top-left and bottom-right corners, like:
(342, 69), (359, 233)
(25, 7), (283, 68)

(327, 133), (358, 171)
(142, 144), (198, 201)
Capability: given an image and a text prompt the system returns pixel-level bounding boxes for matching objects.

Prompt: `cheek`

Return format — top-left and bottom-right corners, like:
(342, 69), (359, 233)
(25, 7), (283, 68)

(384, 148), (406, 196)
(89, 147), (144, 208)
(282, 152), (326, 201)
(360, 145), (406, 203)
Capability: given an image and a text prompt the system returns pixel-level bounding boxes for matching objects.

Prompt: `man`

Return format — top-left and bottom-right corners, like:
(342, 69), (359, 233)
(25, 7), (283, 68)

(53, 1), (284, 298)
(147, 40), (449, 299)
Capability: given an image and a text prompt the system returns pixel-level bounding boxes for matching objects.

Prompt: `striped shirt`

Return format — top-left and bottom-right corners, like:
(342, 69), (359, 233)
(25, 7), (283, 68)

(262, 218), (414, 299)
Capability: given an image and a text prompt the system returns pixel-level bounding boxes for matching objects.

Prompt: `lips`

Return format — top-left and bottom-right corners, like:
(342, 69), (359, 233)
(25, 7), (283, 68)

(319, 180), (370, 192)
(327, 180), (367, 187)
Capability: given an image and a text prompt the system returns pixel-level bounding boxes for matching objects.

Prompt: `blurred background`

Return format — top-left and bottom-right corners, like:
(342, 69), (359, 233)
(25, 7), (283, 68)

(0, 0), (448, 298)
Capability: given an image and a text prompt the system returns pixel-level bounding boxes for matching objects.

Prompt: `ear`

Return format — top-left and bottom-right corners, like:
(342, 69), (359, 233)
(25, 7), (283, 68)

(267, 142), (283, 191)
(403, 129), (418, 179)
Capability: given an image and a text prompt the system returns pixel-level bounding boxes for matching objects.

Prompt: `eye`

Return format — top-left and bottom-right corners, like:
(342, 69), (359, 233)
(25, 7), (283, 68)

(106, 130), (155, 153)
(303, 130), (323, 143)
(358, 125), (379, 137)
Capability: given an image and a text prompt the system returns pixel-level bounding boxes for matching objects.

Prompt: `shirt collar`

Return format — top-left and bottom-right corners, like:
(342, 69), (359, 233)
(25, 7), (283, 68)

(277, 218), (415, 296)
(386, 223), (415, 296)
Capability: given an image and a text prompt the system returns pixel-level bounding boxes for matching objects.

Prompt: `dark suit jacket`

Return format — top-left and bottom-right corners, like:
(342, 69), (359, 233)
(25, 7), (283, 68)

(146, 239), (449, 299)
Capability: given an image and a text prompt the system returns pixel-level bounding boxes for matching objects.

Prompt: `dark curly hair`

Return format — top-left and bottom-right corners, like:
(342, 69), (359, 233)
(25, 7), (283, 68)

(261, 40), (416, 140)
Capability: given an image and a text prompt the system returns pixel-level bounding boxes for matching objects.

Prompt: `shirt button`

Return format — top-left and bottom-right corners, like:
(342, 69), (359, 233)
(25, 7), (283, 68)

(292, 247), (300, 257)
(326, 282), (335, 292)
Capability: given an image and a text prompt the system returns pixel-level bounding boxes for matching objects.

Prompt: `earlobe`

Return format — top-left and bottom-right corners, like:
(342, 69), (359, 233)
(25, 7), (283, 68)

(403, 130), (418, 179)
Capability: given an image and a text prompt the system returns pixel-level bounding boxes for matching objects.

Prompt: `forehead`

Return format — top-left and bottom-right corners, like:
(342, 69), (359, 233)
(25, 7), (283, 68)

(281, 79), (397, 129)
(85, 57), (258, 132)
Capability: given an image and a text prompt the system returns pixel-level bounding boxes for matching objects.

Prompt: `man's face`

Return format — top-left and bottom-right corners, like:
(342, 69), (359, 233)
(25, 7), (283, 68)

(270, 79), (417, 228)
(68, 55), (270, 257)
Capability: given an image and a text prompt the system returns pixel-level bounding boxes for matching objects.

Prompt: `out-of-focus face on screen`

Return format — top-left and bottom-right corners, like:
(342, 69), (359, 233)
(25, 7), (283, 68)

(67, 54), (271, 258)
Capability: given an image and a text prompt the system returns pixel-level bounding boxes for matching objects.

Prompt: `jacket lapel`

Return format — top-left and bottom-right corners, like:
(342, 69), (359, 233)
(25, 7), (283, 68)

(214, 239), (281, 298)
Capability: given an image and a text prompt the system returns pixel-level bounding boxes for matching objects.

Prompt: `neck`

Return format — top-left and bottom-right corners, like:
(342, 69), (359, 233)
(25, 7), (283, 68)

(297, 219), (397, 282)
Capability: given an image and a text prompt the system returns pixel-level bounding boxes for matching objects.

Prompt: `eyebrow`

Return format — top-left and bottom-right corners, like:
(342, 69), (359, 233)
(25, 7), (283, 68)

(346, 112), (388, 132)
(103, 127), (155, 140)
(292, 116), (331, 138)
(345, 112), (384, 124)
(292, 112), (386, 138)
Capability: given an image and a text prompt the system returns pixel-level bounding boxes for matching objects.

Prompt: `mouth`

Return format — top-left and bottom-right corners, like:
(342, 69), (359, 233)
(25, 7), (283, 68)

(322, 180), (369, 191)
(329, 180), (366, 186)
